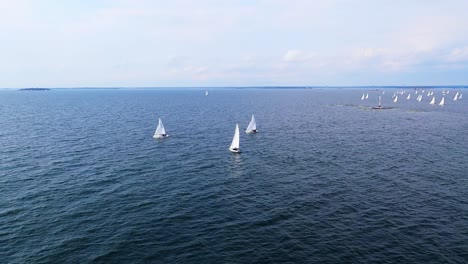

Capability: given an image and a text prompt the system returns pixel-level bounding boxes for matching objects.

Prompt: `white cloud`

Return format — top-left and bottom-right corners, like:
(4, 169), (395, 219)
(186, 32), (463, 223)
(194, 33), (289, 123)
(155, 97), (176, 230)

(445, 46), (468, 62)
(283, 50), (314, 62)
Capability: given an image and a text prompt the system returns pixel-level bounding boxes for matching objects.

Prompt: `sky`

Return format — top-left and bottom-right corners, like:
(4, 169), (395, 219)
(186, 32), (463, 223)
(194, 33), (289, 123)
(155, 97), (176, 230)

(1, 0), (468, 88)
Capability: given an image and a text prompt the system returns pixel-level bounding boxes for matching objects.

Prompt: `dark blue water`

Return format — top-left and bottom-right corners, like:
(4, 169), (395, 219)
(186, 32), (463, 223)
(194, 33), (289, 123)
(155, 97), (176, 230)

(1, 88), (467, 263)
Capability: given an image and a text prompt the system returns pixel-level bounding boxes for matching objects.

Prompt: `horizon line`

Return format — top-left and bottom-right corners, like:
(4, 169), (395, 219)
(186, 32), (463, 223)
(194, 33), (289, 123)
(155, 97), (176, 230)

(3, 85), (468, 89)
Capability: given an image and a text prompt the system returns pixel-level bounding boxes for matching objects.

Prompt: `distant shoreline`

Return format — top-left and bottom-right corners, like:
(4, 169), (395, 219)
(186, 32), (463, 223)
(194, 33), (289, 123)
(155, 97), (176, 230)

(18, 88), (51, 91)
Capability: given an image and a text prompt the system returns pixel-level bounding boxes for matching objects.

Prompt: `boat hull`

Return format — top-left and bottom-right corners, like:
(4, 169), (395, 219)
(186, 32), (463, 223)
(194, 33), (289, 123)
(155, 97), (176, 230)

(245, 129), (258, 134)
(229, 147), (240, 153)
(153, 134), (168, 139)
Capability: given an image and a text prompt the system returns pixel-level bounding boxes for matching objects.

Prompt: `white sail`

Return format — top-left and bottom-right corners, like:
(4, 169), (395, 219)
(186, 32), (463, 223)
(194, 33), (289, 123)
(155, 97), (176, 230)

(453, 92), (459, 101)
(205, 91), (208, 96)
(378, 96), (382, 107)
(406, 94), (411, 100)
(153, 118), (167, 138)
(365, 93), (369, 99)
(361, 93), (365, 100)
(439, 97), (445, 106)
(229, 124), (240, 152)
(459, 93), (463, 99)
(429, 97), (435, 105)
(393, 95), (398, 103)
(417, 94), (422, 102)
(245, 115), (257, 133)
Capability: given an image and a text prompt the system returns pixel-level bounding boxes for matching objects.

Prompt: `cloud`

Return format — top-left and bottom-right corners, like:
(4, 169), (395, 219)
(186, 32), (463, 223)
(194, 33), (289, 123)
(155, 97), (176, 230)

(445, 46), (468, 62)
(283, 50), (314, 62)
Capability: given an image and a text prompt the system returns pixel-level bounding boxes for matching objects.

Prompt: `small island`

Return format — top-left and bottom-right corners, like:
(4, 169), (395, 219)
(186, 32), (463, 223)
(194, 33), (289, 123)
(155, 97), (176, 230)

(19, 88), (51, 91)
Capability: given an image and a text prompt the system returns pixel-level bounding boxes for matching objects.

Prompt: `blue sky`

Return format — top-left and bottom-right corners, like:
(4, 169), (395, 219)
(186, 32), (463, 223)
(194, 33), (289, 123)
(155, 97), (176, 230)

(1, 0), (468, 87)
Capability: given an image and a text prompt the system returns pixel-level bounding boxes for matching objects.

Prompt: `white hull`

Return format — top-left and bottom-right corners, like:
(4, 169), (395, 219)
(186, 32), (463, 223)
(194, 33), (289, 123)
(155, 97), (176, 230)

(229, 147), (240, 153)
(153, 134), (168, 139)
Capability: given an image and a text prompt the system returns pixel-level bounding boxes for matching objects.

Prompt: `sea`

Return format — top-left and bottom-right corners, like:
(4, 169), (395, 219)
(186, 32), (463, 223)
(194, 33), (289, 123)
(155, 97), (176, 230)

(1, 88), (467, 263)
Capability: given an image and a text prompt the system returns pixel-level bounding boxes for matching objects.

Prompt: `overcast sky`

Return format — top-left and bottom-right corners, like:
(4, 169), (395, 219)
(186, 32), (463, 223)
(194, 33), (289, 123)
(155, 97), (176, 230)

(1, 0), (468, 87)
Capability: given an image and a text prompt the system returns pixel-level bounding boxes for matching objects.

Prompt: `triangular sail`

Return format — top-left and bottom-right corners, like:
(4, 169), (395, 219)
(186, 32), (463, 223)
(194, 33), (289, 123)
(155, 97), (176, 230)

(246, 115), (256, 133)
(229, 124), (240, 151)
(365, 93), (369, 99)
(429, 97), (435, 105)
(439, 97), (445, 106)
(393, 95), (398, 103)
(154, 118), (166, 137)
(406, 94), (411, 100)
(361, 94), (365, 100)
(453, 92), (459, 101)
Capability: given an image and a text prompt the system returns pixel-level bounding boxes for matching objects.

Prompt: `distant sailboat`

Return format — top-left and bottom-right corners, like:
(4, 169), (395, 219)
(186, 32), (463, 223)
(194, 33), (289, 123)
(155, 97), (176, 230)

(245, 115), (258, 133)
(459, 93), (463, 99)
(417, 94), (422, 102)
(439, 97), (445, 106)
(372, 96), (383, 109)
(229, 124), (240, 153)
(406, 94), (411, 100)
(205, 91), (208, 96)
(393, 95), (398, 103)
(365, 93), (369, 99)
(153, 118), (168, 139)
(453, 92), (459, 101)
(361, 93), (365, 100)
(429, 96), (435, 105)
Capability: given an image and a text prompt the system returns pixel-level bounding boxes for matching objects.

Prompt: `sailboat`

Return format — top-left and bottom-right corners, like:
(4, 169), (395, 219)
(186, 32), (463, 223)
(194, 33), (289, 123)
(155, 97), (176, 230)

(406, 94), (411, 100)
(245, 115), (258, 133)
(393, 95), (398, 103)
(439, 97), (445, 106)
(229, 124), (240, 153)
(417, 94), (422, 102)
(365, 93), (369, 99)
(361, 93), (365, 100)
(372, 96), (383, 109)
(153, 118), (168, 139)
(459, 93), (463, 99)
(453, 92), (459, 101)
(429, 97), (435, 105)
(205, 91), (208, 96)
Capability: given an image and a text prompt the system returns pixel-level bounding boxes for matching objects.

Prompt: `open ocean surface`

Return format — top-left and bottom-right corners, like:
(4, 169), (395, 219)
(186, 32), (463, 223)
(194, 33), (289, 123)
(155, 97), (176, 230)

(1, 88), (467, 263)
